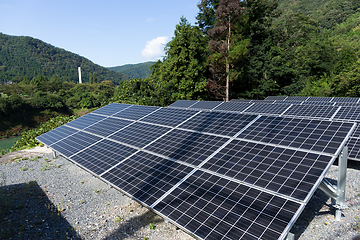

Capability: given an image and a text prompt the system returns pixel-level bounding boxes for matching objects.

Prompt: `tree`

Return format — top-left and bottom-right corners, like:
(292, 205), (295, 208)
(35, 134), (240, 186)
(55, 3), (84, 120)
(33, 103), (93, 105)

(196, 0), (220, 34)
(208, 0), (247, 101)
(89, 73), (98, 84)
(150, 17), (209, 104)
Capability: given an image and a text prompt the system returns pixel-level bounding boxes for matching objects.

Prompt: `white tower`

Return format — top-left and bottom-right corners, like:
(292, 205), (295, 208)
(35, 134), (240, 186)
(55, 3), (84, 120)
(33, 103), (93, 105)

(78, 67), (82, 83)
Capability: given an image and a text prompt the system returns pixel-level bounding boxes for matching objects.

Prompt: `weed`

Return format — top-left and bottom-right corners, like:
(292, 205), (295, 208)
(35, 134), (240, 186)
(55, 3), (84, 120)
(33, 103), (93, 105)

(149, 223), (155, 230)
(129, 209), (133, 212)
(144, 237), (149, 240)
(115, 216), (121, 223)
(80, 200), (84, 204)
(34, 156), (41, 160)
(94, 189), (99, 193)
(105, 203), (109, 206)
(80, 180), (84, 184)
(21, 157), (29, 161)
(20, 165), (27, 171)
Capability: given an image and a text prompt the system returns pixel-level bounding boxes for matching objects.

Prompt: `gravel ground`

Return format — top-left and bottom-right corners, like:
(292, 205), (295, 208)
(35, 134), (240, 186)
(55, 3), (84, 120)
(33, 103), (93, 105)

(0, 148), (360, 240)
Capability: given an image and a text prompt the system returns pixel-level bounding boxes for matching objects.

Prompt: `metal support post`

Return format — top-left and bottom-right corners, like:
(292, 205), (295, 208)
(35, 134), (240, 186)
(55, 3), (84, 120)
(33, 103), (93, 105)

(334, 146), (348, 221)
(286, 232), (294, 240)
(53, 150), (57, 158)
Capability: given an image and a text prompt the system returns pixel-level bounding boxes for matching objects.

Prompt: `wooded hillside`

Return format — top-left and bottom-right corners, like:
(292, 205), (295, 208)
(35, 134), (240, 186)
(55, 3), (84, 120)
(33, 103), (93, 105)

(108, 61), (155, 79)
(0, 33), (130, 84)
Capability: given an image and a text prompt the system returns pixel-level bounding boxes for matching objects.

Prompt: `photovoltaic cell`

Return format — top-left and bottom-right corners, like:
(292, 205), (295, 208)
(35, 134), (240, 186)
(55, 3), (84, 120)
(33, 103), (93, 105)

(230, 99), (252, 102)
(108, 122), (171, 148)
(83, 117), (133, 137)
(265, 96), (287, 101)
(177, 112), (257, 137)
(189, 101), (223, 110)
(333, 97), (359, 103)
(333, 106), (360, 121)
(91, 103), (131, 116)
(145, 129), (228, 166)
(273, 101), (299, 105)
(154, 170), (301, 240)
(347, 138), (360, 160)
(212, 102), (253, 112)
(168, 100), (198, 108)
(50, 131), (102, 158)
(70, 139), (138, 175)
(251, 100), (275, 103)
(141, 108), (198, 127)
(300, 101), (334, 106)
(237, 116), (353, 154)
(112, 105), (160, 120)
(36, 125), (78, 146)
(244, 103), (290, 115)
(65, 113), (105, 130)
(202, 140), (332, 200)
(282, 105), (338, 119)
(306, 97), (332, 102)
(102, 151), (194, 207)
(285, 96), (308, 101)
(334, 102), (360, 107)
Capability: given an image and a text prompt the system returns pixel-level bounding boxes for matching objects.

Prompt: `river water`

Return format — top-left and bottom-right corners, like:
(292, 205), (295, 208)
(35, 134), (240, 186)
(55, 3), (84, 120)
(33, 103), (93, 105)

(0, 136), (21, 152)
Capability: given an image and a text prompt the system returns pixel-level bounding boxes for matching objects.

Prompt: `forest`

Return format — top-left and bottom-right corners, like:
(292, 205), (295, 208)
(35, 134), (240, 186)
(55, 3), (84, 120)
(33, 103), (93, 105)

(1, 0), (360, 139)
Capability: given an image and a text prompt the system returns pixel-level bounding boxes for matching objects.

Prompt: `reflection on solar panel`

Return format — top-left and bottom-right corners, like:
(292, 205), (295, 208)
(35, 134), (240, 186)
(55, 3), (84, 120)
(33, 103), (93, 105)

(189, 101), (223, 110)
(36, 102), (355, 240)
(168, 100), (198, 108)
(282, 105), (339, 119)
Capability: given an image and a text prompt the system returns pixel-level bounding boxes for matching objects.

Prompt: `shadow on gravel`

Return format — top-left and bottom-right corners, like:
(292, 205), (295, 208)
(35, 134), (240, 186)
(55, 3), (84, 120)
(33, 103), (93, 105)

(290, 178), (336, 239)
(104, 210), (163, 240)
(0, 181), (81, 239)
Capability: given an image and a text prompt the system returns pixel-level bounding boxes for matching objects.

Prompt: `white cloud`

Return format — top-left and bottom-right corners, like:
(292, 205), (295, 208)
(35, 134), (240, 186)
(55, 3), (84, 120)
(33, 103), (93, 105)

(141, 36), (168, 60)
(146, 18), (154, 22)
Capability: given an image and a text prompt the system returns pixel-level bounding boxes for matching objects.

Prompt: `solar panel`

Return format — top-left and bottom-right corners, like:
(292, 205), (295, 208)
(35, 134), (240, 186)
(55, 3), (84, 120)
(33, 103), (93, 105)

(91, 103), (132, 116)
(306, 97), (332, 102)
(141, 108), (198, 127)
(237, 116), (353, 155)
(189, 101), (223, 110)
(230, 99), (252, 102)
(285, 96), (308, 101)
(65, 113), (105, 130)
(333, 97), (359, 103)
(282, 105), (338, 119)
(300, 101), (334, 106)
(144, 129), (229, 166)
(154, 169), (301, 240)
(213, 102), (253, 112)
(168, 100), (198, 108)
(264, 96), (288, 101)
(36, 125), (79, 146)
(102, 151), (194, 207)
(333, 106), (360, 121)
(35, 102), (355, 240)
(83, 118), (133, 137)
(251, 99), (275, 103)
(108, 122), (171, 148)
(50, 131), (102, 158)
(177, 112), (257, 137)
(244, 103), (290, 115)
(112, 105), (160, 120)
(70, 139), (138, 175)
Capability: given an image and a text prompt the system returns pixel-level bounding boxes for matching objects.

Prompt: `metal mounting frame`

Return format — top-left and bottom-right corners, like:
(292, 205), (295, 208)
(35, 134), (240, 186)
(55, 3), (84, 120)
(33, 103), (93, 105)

(318, 146), (348, 221)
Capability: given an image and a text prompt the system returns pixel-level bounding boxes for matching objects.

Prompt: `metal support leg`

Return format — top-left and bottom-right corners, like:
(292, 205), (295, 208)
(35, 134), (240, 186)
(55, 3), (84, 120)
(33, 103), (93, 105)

(286, 232), (294, 240)
(334, 146), (348, 221)
(53, 150), (57, 158)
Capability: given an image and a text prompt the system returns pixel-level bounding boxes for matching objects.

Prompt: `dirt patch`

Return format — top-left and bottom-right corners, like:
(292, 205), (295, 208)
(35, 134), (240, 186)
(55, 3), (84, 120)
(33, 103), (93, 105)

(0, 146), (52, 165)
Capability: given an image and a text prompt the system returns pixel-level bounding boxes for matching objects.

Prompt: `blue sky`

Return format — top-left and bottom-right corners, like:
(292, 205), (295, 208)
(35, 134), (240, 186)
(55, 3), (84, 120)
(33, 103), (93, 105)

(0, 0), (200, 67)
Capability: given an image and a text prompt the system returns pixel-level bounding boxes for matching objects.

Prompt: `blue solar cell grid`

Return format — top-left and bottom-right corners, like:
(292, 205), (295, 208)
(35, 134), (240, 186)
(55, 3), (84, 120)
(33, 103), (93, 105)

(168, 100), (198, 108)
(189, 101), (223, 110)
(265, 96), (288, 101)
(91, 103), (131, 116)
(102, 151), (194, 207)
(230, 99), (252, 102)
(112, 105), (160, 120)
(285, 96), (308, 101)
(212, 102), (253, 112)
(333, 106), (360, 121)
(333, 97), (359, 103)
(36, 125), (78, 146)
(177, 112), (257, 137)
(70, 139), (138, 175)
(83, 118), (133, 137)
(306, 97), (332, 102)
(141, 108), (198, 127)
(244, 103), (290, 115)
(154, 170), (301, 240)
(282, 105), (338, 119)
(65, 113), (105, 130)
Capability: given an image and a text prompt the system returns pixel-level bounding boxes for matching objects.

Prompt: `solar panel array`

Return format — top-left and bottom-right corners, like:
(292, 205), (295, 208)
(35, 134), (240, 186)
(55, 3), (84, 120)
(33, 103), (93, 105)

(36, 103), (355, 240)
(172, 98), (360, 162)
